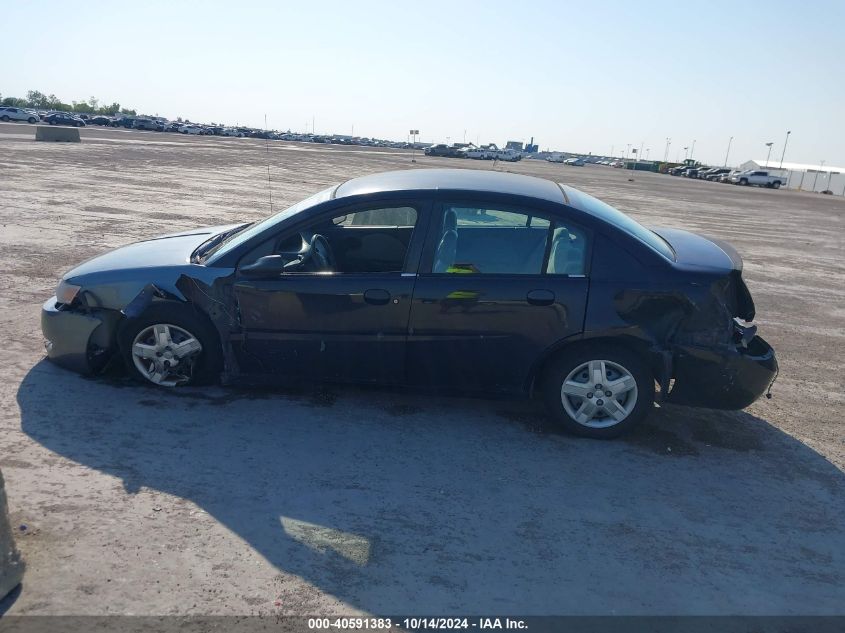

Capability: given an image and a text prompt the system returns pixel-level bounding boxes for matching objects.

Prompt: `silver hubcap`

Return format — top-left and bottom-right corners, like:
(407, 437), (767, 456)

(131, 323), (202, 387)
(561, 359), (638, 428)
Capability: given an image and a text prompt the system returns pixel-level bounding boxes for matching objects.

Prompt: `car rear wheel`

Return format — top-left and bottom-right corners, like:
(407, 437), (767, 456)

(541, 345), (654, 438)
(772, 181), (781, 189)
(119, 304), (221, 387)
(27, 117), (36, 123)
(1, 115), (9, 122)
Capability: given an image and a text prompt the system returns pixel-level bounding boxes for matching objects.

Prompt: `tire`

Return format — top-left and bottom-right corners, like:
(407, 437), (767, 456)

(0, 115), (9, 122)
(541, 344), (654, 439)
(118, 303), (222, 387)
(28, 117), (36, 123)
(772, 181), (781, 189)
(739, 178), (748, 185)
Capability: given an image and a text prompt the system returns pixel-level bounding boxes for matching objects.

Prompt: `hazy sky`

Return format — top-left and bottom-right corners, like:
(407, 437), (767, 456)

(3, 0), (844, 166)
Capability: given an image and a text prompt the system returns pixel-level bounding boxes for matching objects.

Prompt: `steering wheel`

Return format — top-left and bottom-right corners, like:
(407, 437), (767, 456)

(301, 233), (335, 271)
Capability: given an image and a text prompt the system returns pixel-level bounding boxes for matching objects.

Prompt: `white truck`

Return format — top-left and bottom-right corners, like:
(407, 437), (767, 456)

(729, 169), (786, 189)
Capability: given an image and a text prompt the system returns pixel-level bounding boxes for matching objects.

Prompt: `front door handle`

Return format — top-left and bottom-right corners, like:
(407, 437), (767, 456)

(364, 289), (391, 305)
(526, 289), (555, 306)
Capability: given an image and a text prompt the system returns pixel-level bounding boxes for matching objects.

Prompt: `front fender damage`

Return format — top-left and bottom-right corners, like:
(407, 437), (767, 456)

(174, 273), (242, 382)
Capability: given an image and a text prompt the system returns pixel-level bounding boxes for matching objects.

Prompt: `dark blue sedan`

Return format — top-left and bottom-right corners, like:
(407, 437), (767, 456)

(43, 112), (86, 127)
(41, 169), (777, 437)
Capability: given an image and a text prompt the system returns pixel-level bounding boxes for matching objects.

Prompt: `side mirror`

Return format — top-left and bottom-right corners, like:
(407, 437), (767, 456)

(240, 254), (296, 278)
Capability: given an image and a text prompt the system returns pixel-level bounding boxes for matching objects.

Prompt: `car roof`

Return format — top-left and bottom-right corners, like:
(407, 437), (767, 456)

(334, 168), (566, 204)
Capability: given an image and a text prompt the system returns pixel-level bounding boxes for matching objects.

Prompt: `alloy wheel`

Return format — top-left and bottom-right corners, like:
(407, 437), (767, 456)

(131, 323), (203, 386)
(560, 359), (638, 428)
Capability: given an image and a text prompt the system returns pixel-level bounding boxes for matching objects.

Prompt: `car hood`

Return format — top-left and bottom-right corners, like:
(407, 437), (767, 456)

(651, 227), (742, 272)
(64, 224), (241, 280)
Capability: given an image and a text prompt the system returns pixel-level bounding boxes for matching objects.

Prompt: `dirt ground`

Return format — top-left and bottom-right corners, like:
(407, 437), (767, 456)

(0, 122), (843, 616)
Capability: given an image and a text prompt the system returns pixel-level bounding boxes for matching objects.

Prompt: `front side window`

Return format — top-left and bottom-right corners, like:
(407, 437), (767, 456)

(243, 205), (419, 274)
(433, 204), (572, 275)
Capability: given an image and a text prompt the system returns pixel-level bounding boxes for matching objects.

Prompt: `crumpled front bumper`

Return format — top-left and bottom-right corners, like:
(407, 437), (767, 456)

(41, 297), (118, 375)
(667, 334), (777, 410)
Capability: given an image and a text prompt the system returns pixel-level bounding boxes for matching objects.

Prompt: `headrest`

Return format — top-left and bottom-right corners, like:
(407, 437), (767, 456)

(443, 209), (457, 232)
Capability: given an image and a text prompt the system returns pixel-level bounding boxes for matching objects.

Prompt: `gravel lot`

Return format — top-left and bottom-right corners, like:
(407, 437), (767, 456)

(1, 122), (843, 616)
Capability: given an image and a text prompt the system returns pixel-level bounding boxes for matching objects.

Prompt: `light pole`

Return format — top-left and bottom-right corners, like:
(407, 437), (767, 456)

(626, 143), (631, 161)
(689, 139), (696, 162)
(779, 130), (791, 168)
(645, 148), (650, 161)
(764, 142), (774, 167)
(683, 146), (689, 161)
(724, 136), (733, 167)
(610, 145), (614, 159)
(812, 160), (825, 192)
(664, 137), (671, 162)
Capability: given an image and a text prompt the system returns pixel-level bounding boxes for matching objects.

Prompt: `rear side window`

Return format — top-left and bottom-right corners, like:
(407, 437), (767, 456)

(430, 204), (589, 275)
(432, 205), (552, 274)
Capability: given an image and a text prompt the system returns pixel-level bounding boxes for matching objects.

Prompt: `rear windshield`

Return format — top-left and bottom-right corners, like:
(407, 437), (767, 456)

(563, 186), (675, 260)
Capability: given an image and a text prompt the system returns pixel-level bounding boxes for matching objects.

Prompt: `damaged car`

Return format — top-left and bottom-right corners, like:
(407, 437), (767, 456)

(42, 168), (777, 438)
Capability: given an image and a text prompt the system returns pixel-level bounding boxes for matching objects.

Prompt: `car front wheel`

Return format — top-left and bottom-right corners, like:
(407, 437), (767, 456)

(119, 304), (221, 387)
(541, 345), (654, 438)
(1, 115), (9, 122)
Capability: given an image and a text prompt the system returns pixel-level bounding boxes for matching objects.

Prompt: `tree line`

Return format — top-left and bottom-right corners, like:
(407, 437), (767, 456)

(0, 90), (137, 116)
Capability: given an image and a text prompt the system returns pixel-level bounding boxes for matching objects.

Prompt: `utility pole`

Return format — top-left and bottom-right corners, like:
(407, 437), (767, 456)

(765, 142), (774, 167)
(664, 137), (671, 162)
(683, 146), (689, 161)
(779, 130), (791, 168)
(689, 139), (696, 162)
(724, 136), (733, 167)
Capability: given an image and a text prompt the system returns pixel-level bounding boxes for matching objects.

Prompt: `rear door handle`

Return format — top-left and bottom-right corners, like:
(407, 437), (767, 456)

(364, 288), (391, 305)
(526, 289), (555, 306)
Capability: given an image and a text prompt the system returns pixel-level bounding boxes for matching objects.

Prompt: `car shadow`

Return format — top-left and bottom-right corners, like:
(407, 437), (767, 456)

(0, 585), (22, 617)
(16, 360), (845, 614)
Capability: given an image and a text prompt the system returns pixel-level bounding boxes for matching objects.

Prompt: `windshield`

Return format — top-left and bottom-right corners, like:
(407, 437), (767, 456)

(563, 186), (675, 261)
(204, 186), (335, 263)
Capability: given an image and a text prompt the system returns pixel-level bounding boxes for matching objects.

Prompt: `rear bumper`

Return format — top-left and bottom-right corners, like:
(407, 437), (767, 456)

(667, 335), (777, 410)
(41, 297), (118, 375)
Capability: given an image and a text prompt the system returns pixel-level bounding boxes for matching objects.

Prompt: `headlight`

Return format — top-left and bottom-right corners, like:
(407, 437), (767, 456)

(56, 280), (82, 305)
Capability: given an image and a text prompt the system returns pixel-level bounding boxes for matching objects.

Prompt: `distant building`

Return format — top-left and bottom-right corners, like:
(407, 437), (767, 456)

(505, 137), (538, 153)
(740, 159), (844, 193)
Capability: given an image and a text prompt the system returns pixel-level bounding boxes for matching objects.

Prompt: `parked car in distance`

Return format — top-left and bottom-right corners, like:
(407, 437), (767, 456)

(0, 106), (40, 123)
(221, 128), (244, 137)
(704, 168), (731, 181)
(547, 154), (566, 163)
(729, 170), (786, 189)
(133, 118), (159, 131)
(88, 116), (113, 126)
(178, 124), (204, 135)
(565, 158), (585, 166)
(494, 149), (522, 162)
(41, 168), (776, 439)
(463, 148), (493, 159)
(425, 144), (464, 158)
(43, 112), (85, 127)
